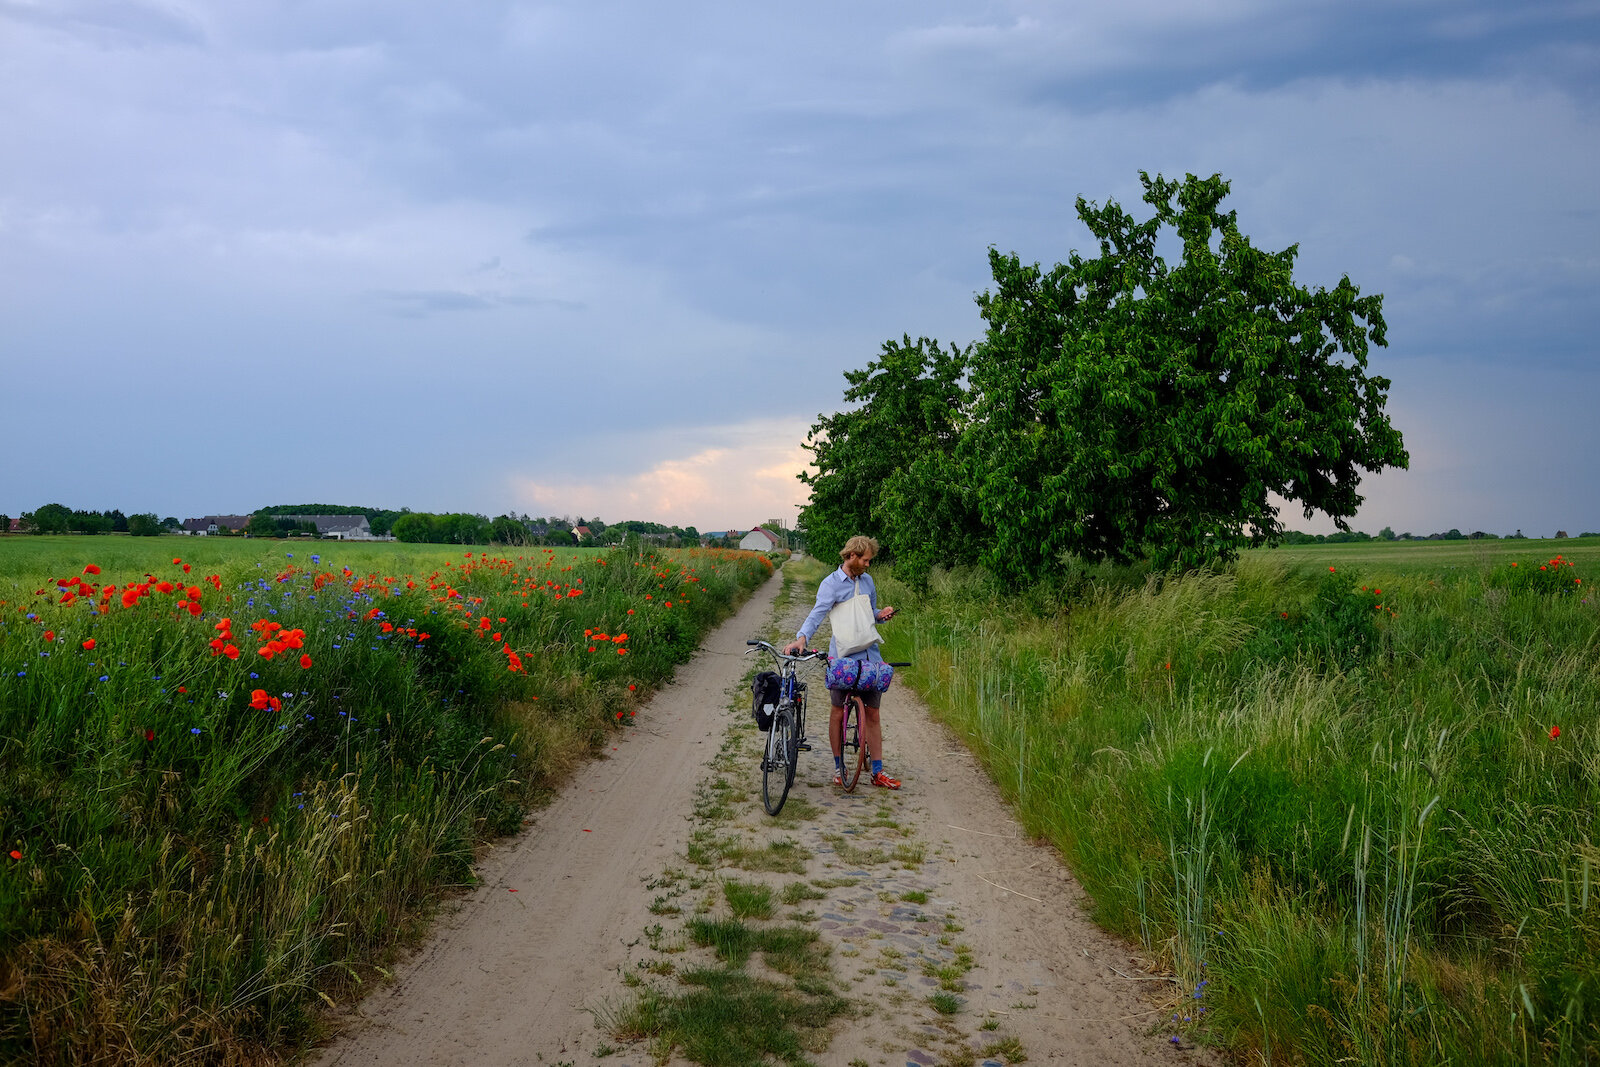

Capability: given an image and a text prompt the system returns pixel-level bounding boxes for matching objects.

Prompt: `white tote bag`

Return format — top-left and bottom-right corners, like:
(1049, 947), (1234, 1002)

(829, 578), (882, 656)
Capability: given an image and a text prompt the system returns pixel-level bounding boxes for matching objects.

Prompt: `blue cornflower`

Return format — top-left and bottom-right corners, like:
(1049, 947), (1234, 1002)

(250, 672), (259, 679)
(100, 675), (109, 682)
(190, 727), (201, 735)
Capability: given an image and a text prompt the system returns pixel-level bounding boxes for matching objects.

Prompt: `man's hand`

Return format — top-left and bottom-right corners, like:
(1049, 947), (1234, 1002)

(875, 607), (896, 622)
(783, 637), (806, 655)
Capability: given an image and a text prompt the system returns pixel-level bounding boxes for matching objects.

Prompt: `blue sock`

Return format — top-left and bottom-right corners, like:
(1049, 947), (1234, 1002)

(872, 759), (883, 775)
(835, 756), (845, 772)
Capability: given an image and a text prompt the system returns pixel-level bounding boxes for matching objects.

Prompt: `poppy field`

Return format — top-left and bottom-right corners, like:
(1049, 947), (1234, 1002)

(884, 545), (1598, 1065)
(0, 537), (775, 1064)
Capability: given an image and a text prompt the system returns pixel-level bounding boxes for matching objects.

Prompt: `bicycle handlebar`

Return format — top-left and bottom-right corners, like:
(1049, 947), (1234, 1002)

(745, 639), (826, 663)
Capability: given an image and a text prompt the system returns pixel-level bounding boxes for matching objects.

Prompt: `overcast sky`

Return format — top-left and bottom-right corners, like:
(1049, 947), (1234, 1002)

(3, 1), (1596, 536)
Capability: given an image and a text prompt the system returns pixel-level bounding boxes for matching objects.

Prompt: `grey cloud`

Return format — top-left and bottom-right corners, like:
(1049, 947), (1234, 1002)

(0, 0), (206, 47)
(367, 289), (581, 317)
(2, 1), (1596, 532)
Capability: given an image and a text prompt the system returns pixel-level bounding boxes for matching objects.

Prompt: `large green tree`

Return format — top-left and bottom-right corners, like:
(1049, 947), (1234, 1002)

(799, 336), (975, 567)
(966, 172), (1408, 578)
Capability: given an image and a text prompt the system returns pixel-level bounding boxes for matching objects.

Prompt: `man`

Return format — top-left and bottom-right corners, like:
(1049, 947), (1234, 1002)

(785, 535), (901, 789)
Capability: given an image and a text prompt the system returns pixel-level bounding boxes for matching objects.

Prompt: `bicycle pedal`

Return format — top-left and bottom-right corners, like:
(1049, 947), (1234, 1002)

(796, 739), (812, 751)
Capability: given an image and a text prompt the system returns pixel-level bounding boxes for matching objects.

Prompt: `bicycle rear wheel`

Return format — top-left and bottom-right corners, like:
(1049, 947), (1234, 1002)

(840, 696), (867, 793)
(762, 706), (796, 815)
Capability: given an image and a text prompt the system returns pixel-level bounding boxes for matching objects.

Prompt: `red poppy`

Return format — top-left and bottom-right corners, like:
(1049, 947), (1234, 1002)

(1550, 726), (1561, 739)
(82, 638), (95, 650)
(8, 850), (19, 861)
(250, 689), (271, 710)
(83, 564), (100, 575)
(42, 630), (54, 642)
(224, 644), (240, 660)
(172, 558), (182, 565)
(178, 687), (187, 694)
(299, 654), (312, 670)
(144, 728), (154, 741)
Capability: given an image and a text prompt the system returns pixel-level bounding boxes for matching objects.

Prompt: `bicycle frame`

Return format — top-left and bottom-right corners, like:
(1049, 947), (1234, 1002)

(746, 641), (824, 815)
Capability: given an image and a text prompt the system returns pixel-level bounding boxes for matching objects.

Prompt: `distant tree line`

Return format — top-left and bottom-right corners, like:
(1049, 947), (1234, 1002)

(391, 513), (702, 548)
(4, 504), (178, 537)
(1280, 528), (1600, 544)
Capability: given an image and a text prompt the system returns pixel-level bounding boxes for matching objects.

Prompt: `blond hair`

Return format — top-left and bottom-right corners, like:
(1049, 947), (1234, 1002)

(840, 535), (880, 561)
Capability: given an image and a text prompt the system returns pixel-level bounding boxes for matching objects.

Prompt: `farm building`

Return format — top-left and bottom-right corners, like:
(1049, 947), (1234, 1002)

(180, 515), (253, 536)
(277, 514), (379, 540)
(739, 527), (784, 551)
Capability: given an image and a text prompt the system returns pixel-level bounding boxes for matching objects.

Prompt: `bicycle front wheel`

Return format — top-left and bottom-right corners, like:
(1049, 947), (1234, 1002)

(762, 706), (796, 815)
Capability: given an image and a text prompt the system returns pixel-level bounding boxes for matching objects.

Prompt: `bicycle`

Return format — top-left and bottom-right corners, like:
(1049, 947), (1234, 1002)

(745, 640), (825, 815)
(836, 661), (911, 793)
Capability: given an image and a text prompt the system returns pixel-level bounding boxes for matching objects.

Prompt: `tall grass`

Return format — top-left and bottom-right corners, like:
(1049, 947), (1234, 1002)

(881, 550), (1598, 1064)
(0, 539), (775, 1064)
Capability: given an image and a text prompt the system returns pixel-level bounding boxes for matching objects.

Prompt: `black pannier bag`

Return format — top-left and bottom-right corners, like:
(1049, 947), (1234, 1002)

(751, 670), (781, 730)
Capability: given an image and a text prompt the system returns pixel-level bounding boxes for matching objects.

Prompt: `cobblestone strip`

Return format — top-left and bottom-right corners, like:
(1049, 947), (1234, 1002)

(615, 588), (1032, 1067)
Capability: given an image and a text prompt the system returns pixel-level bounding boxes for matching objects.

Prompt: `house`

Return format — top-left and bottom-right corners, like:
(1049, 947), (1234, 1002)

(278, 514), (378, 540)
(739, 527), (784, 551)
(574, 525), (593, 543)
(180, 515), (253, 536)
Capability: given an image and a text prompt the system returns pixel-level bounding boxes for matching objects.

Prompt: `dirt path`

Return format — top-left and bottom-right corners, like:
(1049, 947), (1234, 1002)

(312, 570), (1216, 1067)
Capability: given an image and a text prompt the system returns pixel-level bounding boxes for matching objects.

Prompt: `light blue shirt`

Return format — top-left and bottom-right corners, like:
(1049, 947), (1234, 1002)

(797, 566), (882, 662)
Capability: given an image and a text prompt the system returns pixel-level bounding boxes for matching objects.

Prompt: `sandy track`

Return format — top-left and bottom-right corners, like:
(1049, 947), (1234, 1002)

(312, 569), (1215, 1066)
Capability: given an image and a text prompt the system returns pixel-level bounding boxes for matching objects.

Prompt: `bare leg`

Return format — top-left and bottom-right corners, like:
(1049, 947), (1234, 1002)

(863, 703), (883, 766)
(829, 703), (845, 760)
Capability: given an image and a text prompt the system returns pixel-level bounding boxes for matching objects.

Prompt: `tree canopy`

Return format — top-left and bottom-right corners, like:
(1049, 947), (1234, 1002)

(801, 172), (1409, 583)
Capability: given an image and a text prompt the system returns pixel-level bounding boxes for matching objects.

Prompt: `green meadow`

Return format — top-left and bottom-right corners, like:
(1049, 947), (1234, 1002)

(0, 534), (773, 1065)
(881, 537), (1598, 1065)
(1265, 535), (1600, 572)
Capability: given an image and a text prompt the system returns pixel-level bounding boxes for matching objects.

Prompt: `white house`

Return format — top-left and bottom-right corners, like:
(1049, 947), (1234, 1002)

(739, 527), (784, 551)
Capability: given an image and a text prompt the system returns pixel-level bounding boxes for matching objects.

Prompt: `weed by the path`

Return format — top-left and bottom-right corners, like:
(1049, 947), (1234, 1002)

(980, 1035), (1028, 1062)
(693, 777), (739, 823)
(606, 966), (845, 1067)
(822, 832), (889, 867)
(781, 881), (826, 905)
(772, 794), (821, 823)
(723, 837), (809, 874)
(721, 879), (775, 920)
(688, 918), (831, 980)
(929, 991), (961, 1015)
(891, 843), (926, 868)
(899, 890), (929, 904)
